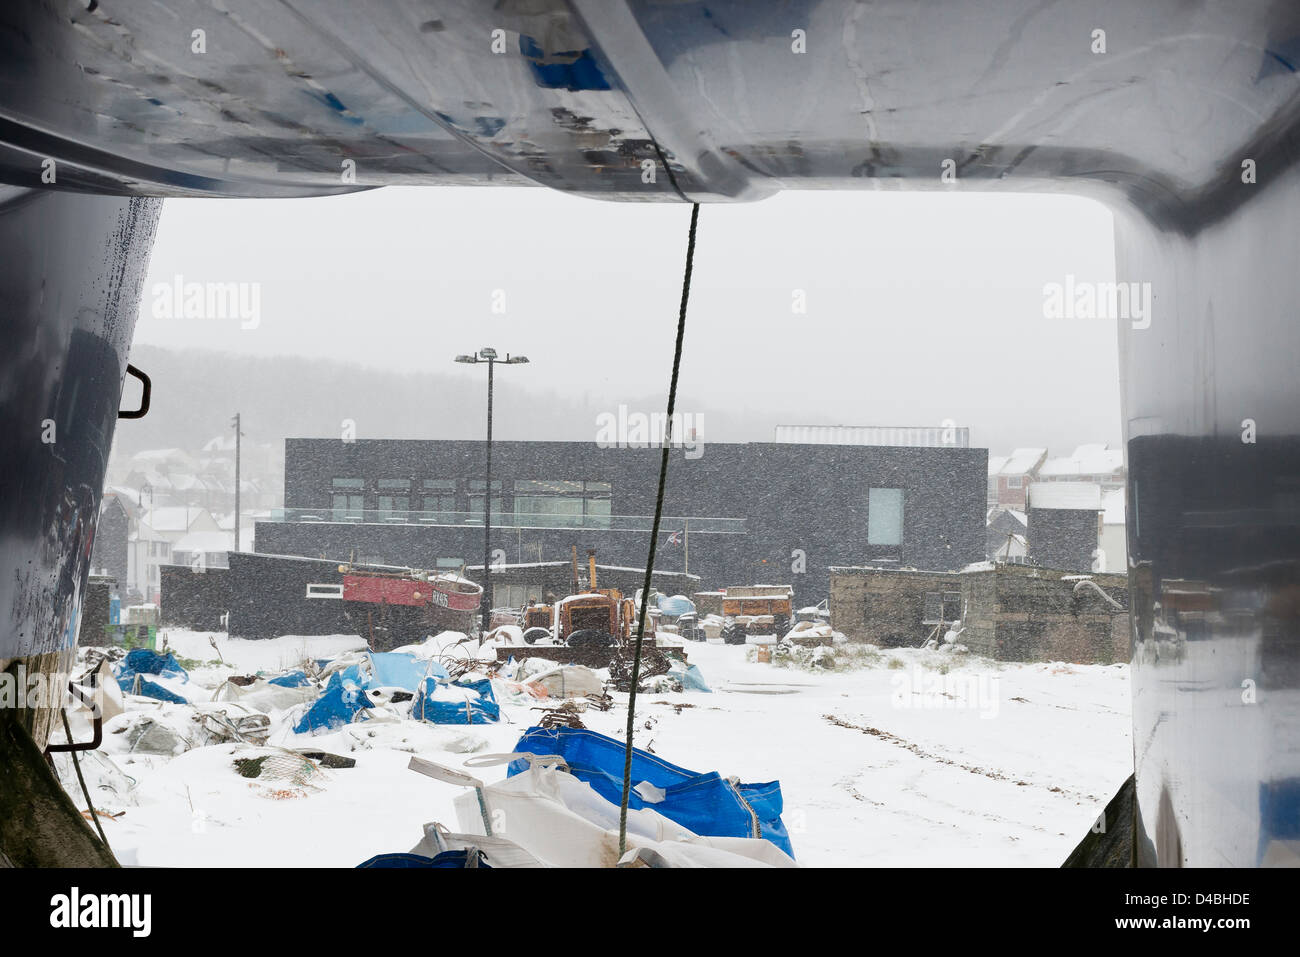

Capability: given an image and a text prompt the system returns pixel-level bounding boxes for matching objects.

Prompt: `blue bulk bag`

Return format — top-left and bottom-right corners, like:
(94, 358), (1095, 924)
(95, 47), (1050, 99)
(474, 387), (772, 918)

(508, 726), (793, 858)
(367, 652), (448, 691)
(356, 850), (491, 868)
(127, 676), (189, 704)
(412, 677), (500, 725)
(681, 663), (711, 693)
(656, 594), (696, 617)
(293, 668), (373, 733)
(268, 670), (311, 688)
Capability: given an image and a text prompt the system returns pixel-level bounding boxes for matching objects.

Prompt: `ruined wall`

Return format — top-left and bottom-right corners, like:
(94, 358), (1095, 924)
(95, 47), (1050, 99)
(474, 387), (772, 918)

(832, 563), (1129, 662)
(960, 569), (999, 656)
(829, 568), (958, 646)
(979, 565), (1128, 663)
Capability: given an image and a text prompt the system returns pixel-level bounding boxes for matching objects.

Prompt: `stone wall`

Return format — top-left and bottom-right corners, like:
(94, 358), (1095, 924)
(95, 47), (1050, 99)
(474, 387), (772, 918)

(830, 562), (1130, 662)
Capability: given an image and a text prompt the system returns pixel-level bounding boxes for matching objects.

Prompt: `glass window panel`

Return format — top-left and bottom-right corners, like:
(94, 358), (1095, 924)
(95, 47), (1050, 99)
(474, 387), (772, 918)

(868, 487), (904, 545)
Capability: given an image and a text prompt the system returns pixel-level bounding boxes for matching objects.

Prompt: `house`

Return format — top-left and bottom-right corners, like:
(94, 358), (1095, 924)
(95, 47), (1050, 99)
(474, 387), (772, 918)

(1038, 443), (1126, 490)
(142, 506), (225, 547)
(89, 491), (171, 602)
(128, 519), (172, 604)
(170, 530), (234, 569)
(986, 507), (1028, 562)
(1100, 487), (1128, 573)
(1026, 481), (1103, 573)
(987, 447), (1047, 509)
(89, 493), (132, 588)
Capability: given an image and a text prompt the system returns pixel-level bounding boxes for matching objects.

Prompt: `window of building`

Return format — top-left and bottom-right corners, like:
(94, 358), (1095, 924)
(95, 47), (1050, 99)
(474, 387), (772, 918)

(1007, 475), (1023, 488)
(514, 479), (611, 528)
(493, 582), (544, 609)
(867, 487), (904, 545)
(377, 479), (411, 519)
(943, 591), (961, 621)
(468, 480), (503, 520)
(331, 478), (364, 521)
(422, 479), (457, 513)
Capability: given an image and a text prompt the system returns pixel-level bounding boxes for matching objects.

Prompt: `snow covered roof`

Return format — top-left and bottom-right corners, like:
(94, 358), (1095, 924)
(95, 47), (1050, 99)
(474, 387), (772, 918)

(172, 530), (234, 554)
(995, 448), (1047, 476)
(987, 455), (1009, 475)
(987, 506), (1027, 528)
(1028, 481), (1102, 510)
(143, 506), (215, 532)
(1039, 444), (1125, 478)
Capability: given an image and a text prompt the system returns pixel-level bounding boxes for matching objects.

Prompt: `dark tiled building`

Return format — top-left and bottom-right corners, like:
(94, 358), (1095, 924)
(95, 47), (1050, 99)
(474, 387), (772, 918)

(255, 438), (988, 607)
(1027, 482), (1103, 573)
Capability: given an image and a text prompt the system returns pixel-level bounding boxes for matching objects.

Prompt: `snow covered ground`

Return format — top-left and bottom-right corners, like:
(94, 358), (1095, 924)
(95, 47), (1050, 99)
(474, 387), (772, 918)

(67, 630), (1131, 867)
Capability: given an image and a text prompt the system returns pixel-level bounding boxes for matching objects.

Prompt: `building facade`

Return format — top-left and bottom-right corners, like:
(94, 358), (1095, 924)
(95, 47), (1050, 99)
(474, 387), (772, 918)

(255, 438), (988, 607)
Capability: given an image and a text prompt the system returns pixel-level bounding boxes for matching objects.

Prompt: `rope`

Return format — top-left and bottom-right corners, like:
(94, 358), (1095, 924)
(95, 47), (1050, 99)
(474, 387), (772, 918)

(618, 202), (700, 859)
(60, 709), (110, 849)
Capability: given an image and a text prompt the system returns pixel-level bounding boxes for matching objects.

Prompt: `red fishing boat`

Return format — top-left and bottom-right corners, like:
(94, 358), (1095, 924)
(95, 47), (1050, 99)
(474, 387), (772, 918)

(315, 564), (483, 651)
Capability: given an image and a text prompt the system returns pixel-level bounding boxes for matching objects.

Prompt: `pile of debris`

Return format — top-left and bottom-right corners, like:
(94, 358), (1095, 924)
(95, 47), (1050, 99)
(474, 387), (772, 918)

(361, 726), (796, 869)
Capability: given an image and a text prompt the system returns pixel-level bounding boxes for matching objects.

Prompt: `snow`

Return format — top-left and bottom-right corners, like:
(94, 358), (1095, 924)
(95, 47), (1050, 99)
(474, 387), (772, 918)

(78, 629), (1131, 868)
(1027, 481), (1102, 510)
(1102, 487), (1126, 525)
(997, 448), (1047, 476)
(1039, 444), (1125, 479)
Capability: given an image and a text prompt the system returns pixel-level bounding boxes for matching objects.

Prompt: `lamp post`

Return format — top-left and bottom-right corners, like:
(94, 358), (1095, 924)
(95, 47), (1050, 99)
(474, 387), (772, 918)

(231, 412), (243, 552)
(455, 346), (528, 633)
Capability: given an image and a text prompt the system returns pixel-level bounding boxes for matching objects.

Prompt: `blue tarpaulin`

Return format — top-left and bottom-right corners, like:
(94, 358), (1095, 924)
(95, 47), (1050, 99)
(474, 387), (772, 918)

(657, 594), (696, 617)
(115, 649), (190, 703)
(413, 677), (500, 725)
(356, 850), (491, 869)
(115, 648), (188, 683)
(368, 652), (448, 690)
(680, 663), (712, 693)
(293, 667), (373, 733)
(268, 670), (311, 688)
(508, 726), (794, 858)
(127, 676), (188, 704)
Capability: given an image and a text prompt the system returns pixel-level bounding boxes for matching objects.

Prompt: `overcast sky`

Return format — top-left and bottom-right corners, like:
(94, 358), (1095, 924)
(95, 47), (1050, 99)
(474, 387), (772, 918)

(134, 186), (1121, 454)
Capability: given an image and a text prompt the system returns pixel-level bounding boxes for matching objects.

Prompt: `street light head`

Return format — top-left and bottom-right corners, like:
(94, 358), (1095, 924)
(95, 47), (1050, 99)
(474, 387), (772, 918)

(505, 355), (529, 365)
(454, 354), (477, 364)
(479, 347), (498, 360)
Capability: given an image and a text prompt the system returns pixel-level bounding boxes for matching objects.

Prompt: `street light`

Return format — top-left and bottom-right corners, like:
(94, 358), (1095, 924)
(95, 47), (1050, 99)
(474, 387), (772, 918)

(455, 346), (529, 633)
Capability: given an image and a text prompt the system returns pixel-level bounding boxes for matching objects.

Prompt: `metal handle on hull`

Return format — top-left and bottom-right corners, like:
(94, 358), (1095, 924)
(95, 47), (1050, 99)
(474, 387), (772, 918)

(117, 363), (149, 419)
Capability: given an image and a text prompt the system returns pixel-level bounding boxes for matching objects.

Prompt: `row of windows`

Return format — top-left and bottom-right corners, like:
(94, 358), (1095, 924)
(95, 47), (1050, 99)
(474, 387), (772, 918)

(326, 478), (905, 542)
(329, 477), (614, 524)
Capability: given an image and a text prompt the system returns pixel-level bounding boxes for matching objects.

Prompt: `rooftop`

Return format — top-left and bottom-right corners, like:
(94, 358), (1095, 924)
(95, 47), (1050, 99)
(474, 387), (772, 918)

(1028, 481), (1103, 511)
